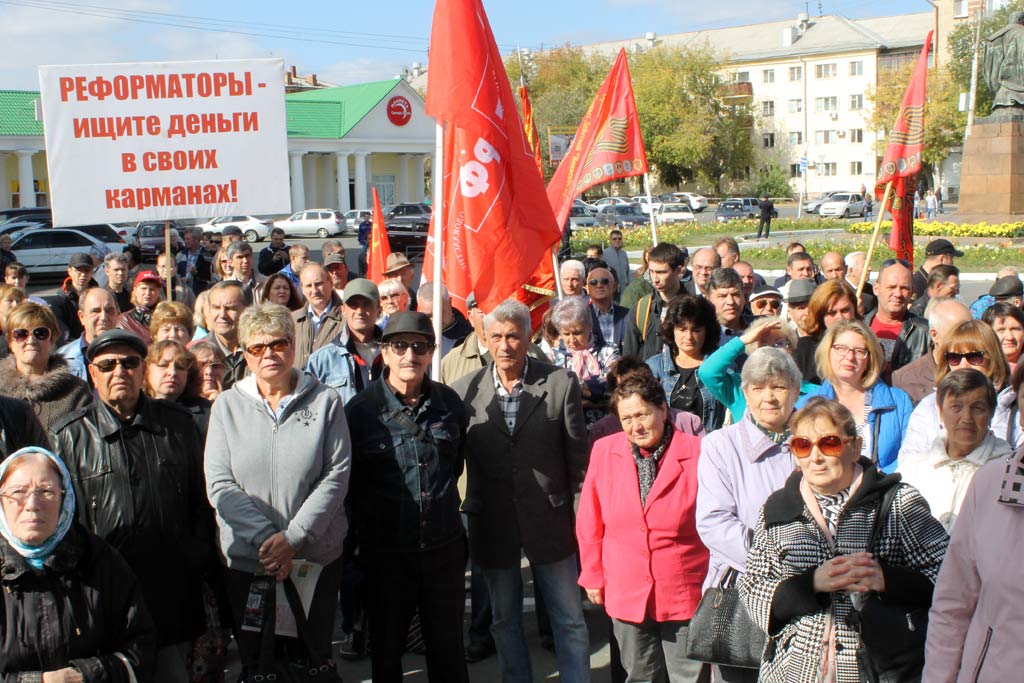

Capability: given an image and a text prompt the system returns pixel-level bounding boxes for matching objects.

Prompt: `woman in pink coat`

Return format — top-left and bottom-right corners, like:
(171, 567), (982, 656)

(577, 369), (710, 682)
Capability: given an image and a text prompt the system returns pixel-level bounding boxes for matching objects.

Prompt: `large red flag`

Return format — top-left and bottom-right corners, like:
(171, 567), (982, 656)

(423, 0), (562, 314)
(520, 82), (544, 176)
(365, 187), (392, 284)
(547, 49), (648, 230)
(877, 31), (932, 267)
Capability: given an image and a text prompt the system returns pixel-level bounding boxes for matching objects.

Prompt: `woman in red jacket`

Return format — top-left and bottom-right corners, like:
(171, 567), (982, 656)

(578, 369), (710, 682)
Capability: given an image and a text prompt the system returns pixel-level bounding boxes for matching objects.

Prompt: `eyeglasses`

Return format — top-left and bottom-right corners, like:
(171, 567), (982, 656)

(944, 350), (986, 367)
(831, 344), (869, 360)
(588, 278), (611, 286)
(10, 327), (51, 343)
(386, 340), (435, 356)
(789, 434), (850, 459)
(610, 236), (623, 241)
(0, 486), (62, 505)
(245, 338), (291, 357)
(91, 356), (143, 373)
(881, 258), (911, 269)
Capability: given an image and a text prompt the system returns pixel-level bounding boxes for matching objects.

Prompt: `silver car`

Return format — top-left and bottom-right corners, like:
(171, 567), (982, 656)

(819, 193), (866, 218)
(273, 209), (344, 238)
(803, 191), (841, 214)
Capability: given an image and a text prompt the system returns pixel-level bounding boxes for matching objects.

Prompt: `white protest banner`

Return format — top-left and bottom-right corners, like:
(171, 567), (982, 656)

(38, 58), (289, 227)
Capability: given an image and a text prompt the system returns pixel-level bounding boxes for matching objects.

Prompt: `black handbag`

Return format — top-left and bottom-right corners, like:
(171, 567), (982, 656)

(685, 566), (766, 669)
(242, 576), (342, 683)
(847, 485), (928, 683)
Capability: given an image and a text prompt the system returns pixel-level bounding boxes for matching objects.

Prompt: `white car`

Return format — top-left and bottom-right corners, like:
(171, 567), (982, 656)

(10, 228), (109, 276)
(630, 194), (677, 215)
(657, 203), (696, 224)
(673, 192), (709, 212)
(343, 209), (368, 233)
(819, 193), (866, 218)
(194, 215), (274, 242)
(273, 209), (345, 238)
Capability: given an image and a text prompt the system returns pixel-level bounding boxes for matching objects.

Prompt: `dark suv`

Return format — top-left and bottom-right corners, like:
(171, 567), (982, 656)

(135, 221), (185, 260)
(385, 203), (432, 260)
(596, 204), (649, 228)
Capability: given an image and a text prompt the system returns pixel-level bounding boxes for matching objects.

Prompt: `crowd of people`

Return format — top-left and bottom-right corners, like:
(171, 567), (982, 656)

(0, 222), (1022, 683)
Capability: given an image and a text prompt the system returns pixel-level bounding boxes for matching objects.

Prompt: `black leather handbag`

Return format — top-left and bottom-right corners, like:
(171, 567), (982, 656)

(685, 567), (766, 669)
(847, 485), (928, 683)
(242, 577), (342, 683)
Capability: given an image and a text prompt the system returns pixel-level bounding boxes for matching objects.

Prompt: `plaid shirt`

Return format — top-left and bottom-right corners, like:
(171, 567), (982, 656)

(493, 358), (528, 432)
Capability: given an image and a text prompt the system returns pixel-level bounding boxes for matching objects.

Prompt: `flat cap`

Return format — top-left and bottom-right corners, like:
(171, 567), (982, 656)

(925, 238), (964, 257)
(990, 275), (1024, 298)
(86, 329), (148, 362)
(382, 311), (435, 342)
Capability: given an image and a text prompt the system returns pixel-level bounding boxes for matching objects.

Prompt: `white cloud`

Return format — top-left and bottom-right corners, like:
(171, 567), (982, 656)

(318, 58), (407, 86)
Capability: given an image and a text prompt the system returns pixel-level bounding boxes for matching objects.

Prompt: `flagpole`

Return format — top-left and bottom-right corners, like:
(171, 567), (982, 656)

(643, 172), (659, 246)
(857, 180), (893, 301)
(430, 122), (445, 381)
(552, 247), (563, 299)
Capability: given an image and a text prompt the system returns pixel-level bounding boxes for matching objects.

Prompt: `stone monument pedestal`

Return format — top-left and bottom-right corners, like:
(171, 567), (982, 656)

(959, 114), (1024, 215)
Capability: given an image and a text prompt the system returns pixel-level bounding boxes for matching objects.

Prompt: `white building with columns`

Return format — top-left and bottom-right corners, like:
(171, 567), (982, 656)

(0, 77), (434, 213)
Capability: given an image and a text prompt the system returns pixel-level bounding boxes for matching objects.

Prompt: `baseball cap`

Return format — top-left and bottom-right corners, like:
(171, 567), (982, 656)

(134, 270), (162, 287)
(68, 253), (94, 270)
(324, 253), (347, 268)
(749, 284), (783, 304)
(342, 278), (379, 304)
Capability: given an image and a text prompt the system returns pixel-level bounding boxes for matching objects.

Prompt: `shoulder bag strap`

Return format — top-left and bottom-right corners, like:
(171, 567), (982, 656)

(281, 577), (328, 668)
(638, 295), (653, 342)
(867, 484), (901, 555)
(257, 576), (277, 672)
(871, 413), (883, 465)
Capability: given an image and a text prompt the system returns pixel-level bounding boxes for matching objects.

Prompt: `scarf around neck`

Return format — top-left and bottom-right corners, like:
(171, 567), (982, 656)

(631, 423), (673, 507)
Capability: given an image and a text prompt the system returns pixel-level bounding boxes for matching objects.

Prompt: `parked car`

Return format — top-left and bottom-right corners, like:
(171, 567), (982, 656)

(819, 193), (866, 218)
(0, 208), (52, 227)
(596, 204), (649, 228)
(342, 209), (367, 233)
(9, 228), (110, 276)
(657, 203), (696, 224)
(573, 198), (598, 212)
(384, 203), (432, 231)
(134, 221), (185, 260)
(568, 204), (598, 230)
(591, 197), (632, 209)
(803, 191), (841, 214)
(273, 209), (344, 238)
(716, 199), (755, 223)
(672, 192), (709, 212)
(630, 194), (676, 215)
(194, 215), (273, 242)
(0, 215), (51, 234)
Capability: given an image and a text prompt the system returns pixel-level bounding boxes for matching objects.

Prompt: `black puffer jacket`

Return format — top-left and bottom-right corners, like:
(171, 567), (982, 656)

(50, 395), (215, 646)
(0, 525), (156, 682)
(0, 396), (50, 457)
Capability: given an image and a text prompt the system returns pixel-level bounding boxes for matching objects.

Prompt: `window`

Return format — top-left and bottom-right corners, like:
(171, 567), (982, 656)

(762, 133), (775, 148)
(815, 63), (837, 79)
(849, 61), (864, 76)
(815, 96), (839, 112)
(789, 99), (803, 113)
(763, 69), (775, 83)
(850, 161), (863, 175)
(735, 71), (750, 83)
(850, 94), (864, 110)
(815, 130), (835, 145)
(850, 128), (864, 142)
(954, 0), (968, 17)
(822, 162), (837, 176)
(789, 66), (802, 81)
(790, 163), (802, 178)
(762, 101), (775, 117)
(789, 131), (803, 145)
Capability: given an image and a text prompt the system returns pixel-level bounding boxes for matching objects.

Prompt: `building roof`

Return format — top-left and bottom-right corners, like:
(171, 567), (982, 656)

(580, 12), (934, 64)
(0, 90), (43, 137)
(286, 78), (403, 139)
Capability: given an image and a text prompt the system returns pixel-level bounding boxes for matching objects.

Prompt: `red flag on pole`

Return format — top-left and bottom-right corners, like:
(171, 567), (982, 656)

(365, 187), (392, 284)
(423, 0), (562, 314)
(876, 31), (932, 266)
(520, 83), (544, 176)
(547, 48), (648, 231)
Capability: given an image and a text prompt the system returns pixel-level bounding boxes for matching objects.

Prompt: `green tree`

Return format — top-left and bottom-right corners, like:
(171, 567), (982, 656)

(947, 0), (1024, 118)
(754, 165), (793, 198)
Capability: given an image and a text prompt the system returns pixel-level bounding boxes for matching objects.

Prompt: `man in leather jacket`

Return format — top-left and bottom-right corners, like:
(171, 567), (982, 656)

(50, 330), (213, 683)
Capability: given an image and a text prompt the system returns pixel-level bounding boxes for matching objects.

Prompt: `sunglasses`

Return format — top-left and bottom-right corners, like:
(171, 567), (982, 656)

(588, 278), (611, 286)
(789, 434), (850, 459)
(752, 299), (781, 310)
(245, 338), (291, 357)
(386, 340), (435, 356)
(91, 356), (143, 373)
(944, 350), (986, 366)
(10, 327), (51, 343)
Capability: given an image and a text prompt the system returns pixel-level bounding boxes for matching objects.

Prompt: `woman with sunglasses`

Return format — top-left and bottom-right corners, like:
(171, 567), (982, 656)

(0, 283), (26, 359)
(739, 397), (948, 683)
(796, 319), (912, 473)
(0, 303), (92, 432)
(792, 279), (860, 384)
(899, 320), (1020, 466)
(204, 303), (349, 678)
(982, 301), (1024, 372)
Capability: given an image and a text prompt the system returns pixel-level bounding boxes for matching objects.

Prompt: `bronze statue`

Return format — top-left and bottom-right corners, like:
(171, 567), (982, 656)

(984, 11), (1024, 113)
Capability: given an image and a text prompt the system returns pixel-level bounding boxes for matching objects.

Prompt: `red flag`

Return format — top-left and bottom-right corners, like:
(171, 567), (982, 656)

(520, 83), (544, 176)
(365, 187), (392, 284)
(547, 48), (648, 230)
(423, 0), (562, 314)
(877, 31), (932, 266)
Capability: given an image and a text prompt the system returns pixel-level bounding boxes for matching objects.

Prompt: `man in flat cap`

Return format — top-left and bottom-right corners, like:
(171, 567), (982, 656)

(913, 239), (963, 300)
(991, 275), (1024, 308)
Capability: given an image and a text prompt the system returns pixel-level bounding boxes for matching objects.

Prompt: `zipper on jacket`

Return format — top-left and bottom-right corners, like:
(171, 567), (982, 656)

(972, 627), (993, 683)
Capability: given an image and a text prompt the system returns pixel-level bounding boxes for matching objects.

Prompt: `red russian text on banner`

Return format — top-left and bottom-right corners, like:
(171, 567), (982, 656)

(366, 187), (393, 284)
(546, 48), (648, 231)
(520, 84), (544, 176)
(424, 0), (562, 315)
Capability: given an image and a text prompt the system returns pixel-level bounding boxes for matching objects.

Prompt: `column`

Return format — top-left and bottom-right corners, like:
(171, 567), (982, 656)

(413, 154), (427, 203)
(336, 153), (350, 212)
(302, 154), (316, 207)
(15, 151), (36, 209)
(354, 152), (369, 210)
(289, 151), (305, 213)
(0, 154), (9, 209)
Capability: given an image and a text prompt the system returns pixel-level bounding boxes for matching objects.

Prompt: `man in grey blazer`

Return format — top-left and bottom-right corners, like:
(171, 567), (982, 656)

(452, 299), (590, 683)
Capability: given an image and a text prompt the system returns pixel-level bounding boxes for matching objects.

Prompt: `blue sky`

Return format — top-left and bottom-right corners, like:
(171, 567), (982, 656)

(1, 0), (936, 90)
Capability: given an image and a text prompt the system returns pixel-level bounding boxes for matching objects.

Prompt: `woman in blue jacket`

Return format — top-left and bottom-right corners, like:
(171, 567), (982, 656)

(796, 318), (913, 472)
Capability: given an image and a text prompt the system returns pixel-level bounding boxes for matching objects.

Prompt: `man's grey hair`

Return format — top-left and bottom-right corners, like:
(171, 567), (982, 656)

(741, 346), (802, 391)
(185, 225), (203, 239)
(417, 281), (449, 305)
(238, 303), (295, 349)
(484, 299), (531, 336)
(551, 296), (592, 333)
(560, 259), (585, 278)
(708, 267), (744, 292)
(321, 239), (344, 254)
(226, 240), (253, 259)
(104, 252), (128, 267)
(844, 251), (866, 269)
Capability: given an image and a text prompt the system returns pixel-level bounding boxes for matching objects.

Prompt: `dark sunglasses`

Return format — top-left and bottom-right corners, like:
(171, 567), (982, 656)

(386, 340), (435, 356)
(588, 278), (611, 286)
(881, 258), (911, 269)
(10, 327), (51, 343)
(91, 356), (143, 373)
(752, 299), (782, 310)
(789, 434), (849, 459)
(245, 338), (291, 357)
(944, 350), (986, 367)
